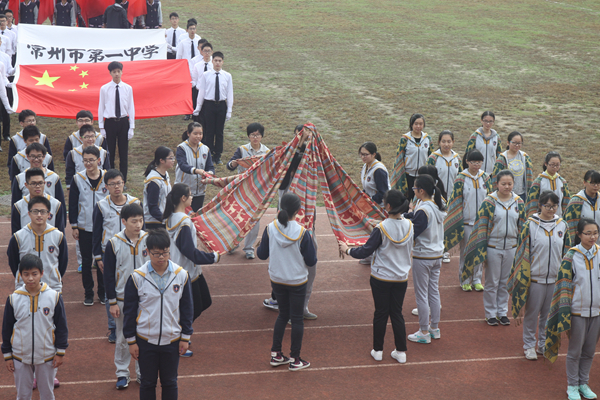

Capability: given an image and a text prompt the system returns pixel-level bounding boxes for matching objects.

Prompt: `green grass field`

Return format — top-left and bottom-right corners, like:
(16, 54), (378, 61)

(1, 0), (599, 212)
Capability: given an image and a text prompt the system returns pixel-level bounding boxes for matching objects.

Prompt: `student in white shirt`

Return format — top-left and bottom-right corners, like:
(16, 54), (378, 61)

(0, 14), (16, 56)
(165, 12), (185, 59)
(193, 51), (233, 165)
(191, 42), (213, 88)
(98, 61), (135, 183)
(176, 20), (201, 120)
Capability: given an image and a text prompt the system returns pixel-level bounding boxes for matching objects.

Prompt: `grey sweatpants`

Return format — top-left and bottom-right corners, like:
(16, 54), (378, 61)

(459, 225), (482, 285)
(243, 222), (260, 253)
(115, 301), (140, 379)
(483, 247), (516, 319)
(522, 282), (554, 350)
(412, 258), (442, 331)
(566, 316), (600, 386)
(14, 359), (55, 400)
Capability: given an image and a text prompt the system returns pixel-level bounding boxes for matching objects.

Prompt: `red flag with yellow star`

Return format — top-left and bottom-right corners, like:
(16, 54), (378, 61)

(13, 60), (193, 119)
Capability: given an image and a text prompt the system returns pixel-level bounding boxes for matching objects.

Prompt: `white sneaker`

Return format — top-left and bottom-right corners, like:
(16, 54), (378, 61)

(391, 349), (406, 364)
(524, 348), (538, 360)
(411, 308), (419, 316)
(408, 330), (431, 344)
(370, 349), (382, 361)
(442, 252), (451, 263)
(429, 327), (441, 340)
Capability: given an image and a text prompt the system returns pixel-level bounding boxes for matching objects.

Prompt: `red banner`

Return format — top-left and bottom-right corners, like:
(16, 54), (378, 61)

(77, 0), (145, 25)
(15, 60), (193, 119)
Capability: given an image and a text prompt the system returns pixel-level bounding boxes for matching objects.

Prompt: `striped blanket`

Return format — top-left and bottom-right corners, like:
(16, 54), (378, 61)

(192, 123), (387, 253)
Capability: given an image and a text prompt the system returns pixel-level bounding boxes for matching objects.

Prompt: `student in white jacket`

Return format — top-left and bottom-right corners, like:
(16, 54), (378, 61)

(339, 190), (413, 364)
(257, 192), (317, 371)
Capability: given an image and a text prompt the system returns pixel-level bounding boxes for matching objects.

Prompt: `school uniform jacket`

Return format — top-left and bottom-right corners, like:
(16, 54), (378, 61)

(175, 141), (214, 197)
(65, 144), (110, 188)
(103, 230), (150, 305)
(143, 170), (171, 225)
(63, 130), (106, 161)
(92, 194), (140, 261)
(1, 283), (68, 365)
(7, 130), (52, 170)
(8, 224), (68, 292)
(492, 150), (534, 196)
(69, 170), (108, 232)
(390, 131), (433, 196)
(123, 261), (194, 346)
(53, 1), (75, 26)
(166, 212), (219, 282)
(526, 172), (570, 218)
(256, 220), (318, 286)
(19, 0), (38, 25)
(411, 199), (447, 259)
(140, 0), (162, 28)
(10, 151), (54, 180)
(348, 218), (414, 282)
(465, 128), (501, 174)
(11, 169), (65, 210)
(11, 193), (66, 235)
(227, 142), (270, 174)
(428, 150), (461, 196)
(360, 160), (390, 206)
(564, 190), (600, 247)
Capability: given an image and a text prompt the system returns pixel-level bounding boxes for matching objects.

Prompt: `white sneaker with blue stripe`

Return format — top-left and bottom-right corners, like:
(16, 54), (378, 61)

(408, 330), (431, 344)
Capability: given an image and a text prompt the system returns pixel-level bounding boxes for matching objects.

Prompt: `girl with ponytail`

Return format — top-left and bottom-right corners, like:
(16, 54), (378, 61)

(525, 151), (570, 218)
(403, 175), (447, 344)
(359, 142), (391, 207)
(165, 183), (220, 357)
(428, 130), (461, 197)
(339, 189), (413, 364)
(143, 146), (174, 229)
(256, 192), (317, 371)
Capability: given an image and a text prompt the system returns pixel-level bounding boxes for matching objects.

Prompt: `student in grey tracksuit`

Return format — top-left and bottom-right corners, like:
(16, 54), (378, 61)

(227, 123), (270, 259)
(143, 146), (174, 230)
(404, 175), (447, 343)
(257, 192), (317, 371)
(339, 190), (412, 364)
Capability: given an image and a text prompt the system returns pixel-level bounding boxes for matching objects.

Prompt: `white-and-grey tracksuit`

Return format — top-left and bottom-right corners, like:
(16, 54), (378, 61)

(174, 141), (213, 197)
(92, 194), (140, 261)
(143, 170), (171, 226)
(499, 150), (528, 196)
(412, 200), (447, 331)
(65, 144), (110, 189)
(470, 128), (500, 174)
(70, 170), (108, 232)
(12, 151), (53, 175)
(14, 169), (61, 200)
(12, 194), (64, 234)
(430, 150), (460, 196)
(522, 215), (566, 350)
(484, 192), (521, 319)
(566, 244), (600, 387)
(369, 218), (414, 281)
(459, 169), (489, 285)
(535, 172), (568, 216)
(361, 160), (391, 207)
(572, 190), (600, 245)
(403, 132), (432, 177)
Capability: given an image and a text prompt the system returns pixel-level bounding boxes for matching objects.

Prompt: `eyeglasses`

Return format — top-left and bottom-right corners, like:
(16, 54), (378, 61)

(81, 135), (96, 140)
(546, 163), (560, 168)
(359, 153), (371, 157)
(482, 119), (494, 124)
(412, 187), (421, 191)
(586, 181), (600, 187)
(77, 119), (93, 123)
(30, 209), (49, 216)
(23, 119), (36, 125)
(201, 48), (212, 53)
(468, 160), (483, 164)
(581, 231), (599, 237)
(510, 141), (523, 146)
(166, 157), (176, 161)
(27, 181), (45, 187)
(83, 158), (98, 164)
(149, 250), (170, 258)
(249, 134), (262, 138)
(28, 155), (44, 161)
(541, 204), (558, 210)
(106, 181), (124, 188)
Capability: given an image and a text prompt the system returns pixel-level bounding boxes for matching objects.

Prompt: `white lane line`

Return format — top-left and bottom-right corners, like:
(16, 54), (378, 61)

(0, 352), (578, 388)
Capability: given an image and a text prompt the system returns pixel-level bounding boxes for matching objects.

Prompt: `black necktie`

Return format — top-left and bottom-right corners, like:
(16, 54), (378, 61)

(214, 73), (220, 101)
(204, 62), (208, 72)
(191, 40), (195, 58)
(171, 30), (176, 47)
(115, 85), (121, 118)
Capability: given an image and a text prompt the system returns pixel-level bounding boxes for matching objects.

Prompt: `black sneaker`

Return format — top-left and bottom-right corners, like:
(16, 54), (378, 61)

(99, 298), (106, 305)
(83, 296), (94, 306)
(486, 317), (499, 326)
(289, 357), (310, 371)
(270, 351), (290, 367)
(498, 316), (511, 326)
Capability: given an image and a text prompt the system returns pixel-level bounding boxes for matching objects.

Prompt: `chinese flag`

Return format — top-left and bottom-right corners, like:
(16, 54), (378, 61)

(127, 0), (146, 25)
(77, 0), (113, 24)
(8, 0), (19, 23)
(37, 0), (54, 24)
(14, 60), (193, 119)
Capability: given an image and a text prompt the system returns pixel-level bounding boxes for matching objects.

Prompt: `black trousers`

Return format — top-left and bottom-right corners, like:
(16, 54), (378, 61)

(271, 281), (307, 358)
(191, 87), (198, 113)
(370, 276), (407, 352)
(138, 339), (179, 400)
(406, 174), (416, 202)
(0, 86), (12, 140)
(199, 100), (227, 160)
(79, 230), (105, 299)
(192, 274), (212, 321)
(104, 118), (130, 182)
(167, 53), (176, 60)
(191, 195), (204, 212)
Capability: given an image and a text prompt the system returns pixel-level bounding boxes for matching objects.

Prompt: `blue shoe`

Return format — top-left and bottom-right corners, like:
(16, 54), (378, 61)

(180, 349), (193, 358)
(116, 377), (130, 390)
(77, 264), (82, 273)
(580, 385), (597, 400)
(107, 328), (116, 343)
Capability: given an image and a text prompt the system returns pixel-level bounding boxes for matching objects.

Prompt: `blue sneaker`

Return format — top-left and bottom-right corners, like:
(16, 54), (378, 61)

(116, 377), (130, 390)
(180, 349), (193, 358)
(107, 328), (116, 343)
(579, 384), (597, 399)
(568, 386), (582, 400)
(77, 264), (82, 273)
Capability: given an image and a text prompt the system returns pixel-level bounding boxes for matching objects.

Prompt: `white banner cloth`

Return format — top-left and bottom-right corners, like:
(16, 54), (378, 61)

(16, 24), (167, 65)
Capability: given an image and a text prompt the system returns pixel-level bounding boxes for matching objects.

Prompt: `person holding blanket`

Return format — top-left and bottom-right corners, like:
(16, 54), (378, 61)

(257, 192), (317, 371)
(390, 113), (432, 200)
(508, 190), (567, 361)
(339, 190), (412, 363)
(461, 170), (525, 326)
(444, 150), (492, 291)
(465, 111), (501, 174)
(526, 151), (570, 218)
(545, 218), (600, 400)
(564, 170), (600, 247)
(427, 130), (461, 197)
(491, 131), (534, 201)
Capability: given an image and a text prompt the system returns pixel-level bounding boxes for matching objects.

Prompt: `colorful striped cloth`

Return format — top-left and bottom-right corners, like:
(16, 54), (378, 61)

(191, 123), (386, 253)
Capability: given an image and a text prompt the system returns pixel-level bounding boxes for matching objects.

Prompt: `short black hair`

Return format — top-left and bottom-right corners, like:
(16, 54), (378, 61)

(186, 19), (197, 29)
(169, 12), (179, 18)
(201, 42), (213, 51)
(26, 142), (47, 156)
(76, 110), (93, 120)
(18, 109), (36, 123)
(82, 145), (100, 158)
(121, 203), (143, 221)
(19, 254), (44, 274)
(79, 124), (95, 136)
(108, 61), (123, 72)
(25, 167), (45, 182)
(212, 51), (224, 60)
(247, 123), (264, 137)
(146, 228), (171, 250)
(104, 168), (124, 185)
(4, 9), (13, 16)
(0, 14), (6, 20)
(22, 125), (41, 141)
(197, 38), (208, 47)
(28, 196), (51, 212)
